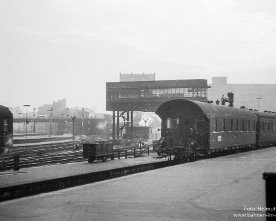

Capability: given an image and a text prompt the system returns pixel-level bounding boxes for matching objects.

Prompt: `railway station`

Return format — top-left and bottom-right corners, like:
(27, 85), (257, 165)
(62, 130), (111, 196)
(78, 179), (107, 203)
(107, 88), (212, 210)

(2, 1), (276, 220)
(1, 76), (276, 220)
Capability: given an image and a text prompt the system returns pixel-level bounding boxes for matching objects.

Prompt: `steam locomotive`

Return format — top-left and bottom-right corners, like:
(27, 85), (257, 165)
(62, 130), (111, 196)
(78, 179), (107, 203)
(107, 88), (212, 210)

(0, 105), (13, 154)
(155, 99), (276, 160)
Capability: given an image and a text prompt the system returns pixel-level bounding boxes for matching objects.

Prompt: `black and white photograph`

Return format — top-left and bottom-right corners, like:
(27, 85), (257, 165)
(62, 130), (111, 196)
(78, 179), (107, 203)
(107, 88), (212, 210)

(1, 0), (276, 220)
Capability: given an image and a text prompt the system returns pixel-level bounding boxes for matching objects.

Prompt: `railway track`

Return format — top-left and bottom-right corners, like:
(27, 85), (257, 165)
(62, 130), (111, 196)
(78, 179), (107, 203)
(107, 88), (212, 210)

(0, 142), (153, 171)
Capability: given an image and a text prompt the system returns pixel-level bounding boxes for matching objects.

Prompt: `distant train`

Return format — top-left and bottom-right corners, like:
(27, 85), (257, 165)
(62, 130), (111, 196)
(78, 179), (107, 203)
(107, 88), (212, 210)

(155, 99), (276, 160)
(0, 105), (13, 154)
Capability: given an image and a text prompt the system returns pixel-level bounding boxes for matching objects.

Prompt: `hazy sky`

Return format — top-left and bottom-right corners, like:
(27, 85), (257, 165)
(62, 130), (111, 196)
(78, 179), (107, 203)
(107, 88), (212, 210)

(1, 0), (276, 111)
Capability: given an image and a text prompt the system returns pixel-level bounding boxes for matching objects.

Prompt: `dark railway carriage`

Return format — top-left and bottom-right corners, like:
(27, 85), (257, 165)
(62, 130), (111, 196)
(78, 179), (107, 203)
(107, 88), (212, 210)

(255, 112), (276, 147)
(0, 105), (13, 154)
(156, 99), (257, 159)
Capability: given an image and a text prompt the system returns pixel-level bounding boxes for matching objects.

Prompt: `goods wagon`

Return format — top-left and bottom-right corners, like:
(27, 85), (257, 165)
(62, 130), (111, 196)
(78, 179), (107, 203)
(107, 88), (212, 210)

(83, 142), (113, 163)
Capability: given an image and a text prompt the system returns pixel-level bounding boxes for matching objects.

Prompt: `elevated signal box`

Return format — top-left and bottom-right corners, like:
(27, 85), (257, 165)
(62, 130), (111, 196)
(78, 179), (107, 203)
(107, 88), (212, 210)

(106, 79), (209, 140)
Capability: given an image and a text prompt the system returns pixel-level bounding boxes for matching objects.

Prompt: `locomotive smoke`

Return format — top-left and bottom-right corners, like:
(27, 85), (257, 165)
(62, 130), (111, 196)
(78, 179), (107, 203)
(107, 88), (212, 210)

(97, 121), (107, 130)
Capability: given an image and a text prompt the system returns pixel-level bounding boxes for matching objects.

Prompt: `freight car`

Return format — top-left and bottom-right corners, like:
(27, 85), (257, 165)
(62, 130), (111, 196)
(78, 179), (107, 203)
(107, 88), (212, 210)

(155, 99), (276, 160)
(0, 105), (13, 154)
(83, 142), (113, 163)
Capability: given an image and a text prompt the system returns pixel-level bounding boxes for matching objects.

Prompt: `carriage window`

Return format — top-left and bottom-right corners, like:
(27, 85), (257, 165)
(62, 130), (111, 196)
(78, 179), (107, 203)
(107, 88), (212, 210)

(3, 119), (8, 132)
(230, 119), (233, 131)
(236, 119), (239, 131)
(167, 118), (179, 129)
(269, 122), (272, 131)
(222, 119), (226, 131)
(247, 120), (250, 131)
(242, 120), (245, 131)
(253, 120), (255, 131)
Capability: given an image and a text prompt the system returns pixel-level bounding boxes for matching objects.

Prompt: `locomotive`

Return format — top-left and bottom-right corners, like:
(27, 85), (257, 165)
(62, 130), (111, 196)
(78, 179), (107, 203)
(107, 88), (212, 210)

(0, 105), (13, 154)
(155, 99), (276, 160)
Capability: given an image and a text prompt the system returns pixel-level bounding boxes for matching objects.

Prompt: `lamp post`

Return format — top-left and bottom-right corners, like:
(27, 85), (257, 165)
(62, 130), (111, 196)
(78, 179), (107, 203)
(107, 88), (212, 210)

(256, 97), (262, 110)
(71, 115), (76, 143)
(17, 112), (22, 133)
(143, 119), (148, 127)
(61, 113), (65, 134)
(48, 107), (53, 137)
(66, 108), (70, 133)
(23, 104), (31, 139)
(81, 107), (85, 136)
(33, 108), (36, 134)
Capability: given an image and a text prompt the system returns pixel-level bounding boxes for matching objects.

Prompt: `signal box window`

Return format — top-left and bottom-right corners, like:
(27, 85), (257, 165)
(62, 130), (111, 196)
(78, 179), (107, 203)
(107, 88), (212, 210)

(167, 118), (179, 129)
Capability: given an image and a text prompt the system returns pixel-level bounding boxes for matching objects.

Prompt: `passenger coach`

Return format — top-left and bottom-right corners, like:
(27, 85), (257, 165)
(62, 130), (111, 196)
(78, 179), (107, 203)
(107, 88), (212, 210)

(0, 105), (13, 154)
(255, 111), (276, 147)
(156, 99), (258, 159)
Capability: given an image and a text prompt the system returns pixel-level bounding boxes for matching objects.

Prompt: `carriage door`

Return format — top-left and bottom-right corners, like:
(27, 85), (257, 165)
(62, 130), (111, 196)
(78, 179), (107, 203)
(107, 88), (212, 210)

(195, 118), (208, 148)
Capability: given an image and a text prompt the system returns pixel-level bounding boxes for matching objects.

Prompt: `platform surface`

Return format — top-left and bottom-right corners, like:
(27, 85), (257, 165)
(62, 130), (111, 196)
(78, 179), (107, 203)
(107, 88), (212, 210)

(1, 148), (276, 221)
(0, 154), (166, 188)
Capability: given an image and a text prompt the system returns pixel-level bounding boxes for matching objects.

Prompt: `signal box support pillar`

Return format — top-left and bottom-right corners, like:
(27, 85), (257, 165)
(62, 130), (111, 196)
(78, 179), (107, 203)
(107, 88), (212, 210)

(112, 111), (115, 140)
(126, 111), (129, 135)
(116, 111), (119, 140)
(131, 110), (133, 138)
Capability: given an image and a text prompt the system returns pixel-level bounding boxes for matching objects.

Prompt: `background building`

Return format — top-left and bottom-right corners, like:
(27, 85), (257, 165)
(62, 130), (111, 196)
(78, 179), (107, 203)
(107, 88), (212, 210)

(120, 73), (155, 82)
(208, 77), (276, 111)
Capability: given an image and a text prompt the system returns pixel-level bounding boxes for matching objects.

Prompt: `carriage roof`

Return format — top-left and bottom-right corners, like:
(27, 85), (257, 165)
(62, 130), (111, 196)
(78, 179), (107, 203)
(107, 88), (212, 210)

(156, 99), (257, 120)
(0, 105), (13, 118)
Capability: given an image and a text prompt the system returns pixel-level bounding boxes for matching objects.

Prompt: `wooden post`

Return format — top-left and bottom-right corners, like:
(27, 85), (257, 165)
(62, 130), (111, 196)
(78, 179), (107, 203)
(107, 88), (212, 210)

(14, 155), (20, 171)
(134, 148), (136, 158)
(147, 146), (150, 156)
(125, 149), (127, 159)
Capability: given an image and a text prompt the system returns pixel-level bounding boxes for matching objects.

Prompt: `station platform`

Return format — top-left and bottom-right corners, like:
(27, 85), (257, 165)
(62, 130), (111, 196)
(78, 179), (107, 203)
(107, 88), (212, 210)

(13, 139), (73, 147)
(0, 154), (166, 188)
(0, 147), (276, 220)
(13, 135), (73, 145)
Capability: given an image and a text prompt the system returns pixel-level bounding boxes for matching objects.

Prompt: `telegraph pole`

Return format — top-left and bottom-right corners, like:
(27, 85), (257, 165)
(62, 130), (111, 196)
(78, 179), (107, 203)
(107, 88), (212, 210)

(23, 104), (31, 139)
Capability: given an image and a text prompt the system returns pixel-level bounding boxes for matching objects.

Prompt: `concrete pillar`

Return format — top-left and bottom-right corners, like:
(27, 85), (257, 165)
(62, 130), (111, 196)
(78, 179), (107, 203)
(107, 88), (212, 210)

(112, 111), (115, 140)
(116, 111), (120, 140)
(131, 110), (133, 138)
(126, 111), (129, 137)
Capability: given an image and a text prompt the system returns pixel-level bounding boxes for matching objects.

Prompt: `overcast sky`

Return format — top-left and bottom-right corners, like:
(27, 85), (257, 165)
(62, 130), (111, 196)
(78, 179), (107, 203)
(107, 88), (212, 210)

(1, 0), (276, 111)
